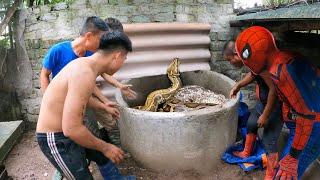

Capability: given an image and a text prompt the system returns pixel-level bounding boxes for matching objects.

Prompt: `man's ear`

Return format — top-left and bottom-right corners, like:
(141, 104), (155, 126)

(114, 50), (122, 60)
(84, 32), (93, 39)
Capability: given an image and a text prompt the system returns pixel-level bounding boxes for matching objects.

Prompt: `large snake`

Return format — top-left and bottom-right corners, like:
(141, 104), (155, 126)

(136, 58), (182, 111)
(162, 85), (226, 112)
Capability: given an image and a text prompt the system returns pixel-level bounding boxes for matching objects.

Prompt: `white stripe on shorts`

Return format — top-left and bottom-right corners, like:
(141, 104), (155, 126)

(47, 132), (75, 180)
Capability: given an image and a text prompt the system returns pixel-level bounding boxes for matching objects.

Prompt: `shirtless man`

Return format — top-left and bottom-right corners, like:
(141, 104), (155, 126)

(36, 31), (135, 180)
(40, 16), (136, 122)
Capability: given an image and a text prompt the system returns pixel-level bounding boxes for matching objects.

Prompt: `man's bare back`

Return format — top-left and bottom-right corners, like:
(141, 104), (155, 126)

(35, 31), (134, 179)
(37, 57), (95, 133)
(37, 50), (128, 161)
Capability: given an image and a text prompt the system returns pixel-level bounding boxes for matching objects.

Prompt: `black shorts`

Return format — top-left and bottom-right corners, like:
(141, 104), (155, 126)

(247, 101), (283, 153)
(36, 132), (110, 179)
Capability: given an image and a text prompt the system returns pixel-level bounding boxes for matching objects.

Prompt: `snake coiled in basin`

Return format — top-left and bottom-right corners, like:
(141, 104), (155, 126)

(135, 58), (226, 112)
(135, 58), (182, 111)
(161, 85), (226, 112)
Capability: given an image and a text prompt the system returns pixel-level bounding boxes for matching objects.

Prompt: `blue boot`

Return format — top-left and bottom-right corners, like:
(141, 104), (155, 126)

(99, 161), (136, 180)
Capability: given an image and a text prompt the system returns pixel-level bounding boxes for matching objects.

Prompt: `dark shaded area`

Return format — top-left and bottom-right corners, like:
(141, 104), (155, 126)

(0, 47), (22, 122)
(0, 91), (22, 122)
(278, 31), (320, 68)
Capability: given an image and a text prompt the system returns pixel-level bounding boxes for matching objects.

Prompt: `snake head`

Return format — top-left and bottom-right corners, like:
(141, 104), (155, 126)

(167, 58), (180, 76)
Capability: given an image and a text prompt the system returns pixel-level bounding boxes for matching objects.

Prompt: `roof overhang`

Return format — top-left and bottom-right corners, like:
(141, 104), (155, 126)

(230, 3), (320, 31)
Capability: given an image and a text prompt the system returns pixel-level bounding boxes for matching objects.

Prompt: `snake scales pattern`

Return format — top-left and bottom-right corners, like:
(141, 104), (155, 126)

(136, 58), (226, 112)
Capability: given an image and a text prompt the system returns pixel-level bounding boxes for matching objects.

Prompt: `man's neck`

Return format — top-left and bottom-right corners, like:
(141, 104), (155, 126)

(71, 37), (86, 57)
(89, 52), (113, 75)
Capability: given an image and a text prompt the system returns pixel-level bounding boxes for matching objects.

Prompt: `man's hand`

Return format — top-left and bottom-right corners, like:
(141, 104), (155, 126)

(229, 84), (240, 98)
(103, 101), (120, 119)
(275, 155), (298, 180)
(257, 114), (268, 128)
(120, 84), (137, 100)
(101, 143), (124, 164)
(100, 73), (137, 99)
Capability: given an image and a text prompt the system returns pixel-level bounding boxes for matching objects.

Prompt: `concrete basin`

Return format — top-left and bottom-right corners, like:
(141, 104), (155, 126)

(115, 70), (239, 174)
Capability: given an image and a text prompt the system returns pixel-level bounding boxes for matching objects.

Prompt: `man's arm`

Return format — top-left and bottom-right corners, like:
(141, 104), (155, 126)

(40, 67), (52, 94)
(92, 85), (110, 103)
(230, 72), (254, 98)
(257, 71), (277, 127)
(278, 65), (315, 155)
(41, 44), (58, 94)
(62, 73), (123, 163)
(87, 95), (105, 109)
(89, 89), (120, 119)
(275, 64), (315, 179)
(237, 72), (255, 87)
(101, 73), (122, 88)
(101, 73), (137, 99)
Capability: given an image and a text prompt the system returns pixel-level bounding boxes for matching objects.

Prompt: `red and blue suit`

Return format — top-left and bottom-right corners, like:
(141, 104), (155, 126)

(235, 26), (320, 179)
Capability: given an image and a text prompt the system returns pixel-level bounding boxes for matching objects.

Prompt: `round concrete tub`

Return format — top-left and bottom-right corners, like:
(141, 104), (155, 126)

(115, 70), (239, 174)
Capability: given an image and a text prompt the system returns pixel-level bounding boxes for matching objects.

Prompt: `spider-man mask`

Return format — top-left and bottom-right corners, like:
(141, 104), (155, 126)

(235, 26), (277, 74)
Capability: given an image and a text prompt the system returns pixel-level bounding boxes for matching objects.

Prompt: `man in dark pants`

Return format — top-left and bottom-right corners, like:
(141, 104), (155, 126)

(40, 16), (135, 179)
(37, 31), (135, 179)
(224, 40), (283, 179)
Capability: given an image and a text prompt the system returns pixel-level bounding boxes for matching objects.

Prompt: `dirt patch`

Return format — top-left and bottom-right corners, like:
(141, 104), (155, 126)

(4, 130), (264, 180)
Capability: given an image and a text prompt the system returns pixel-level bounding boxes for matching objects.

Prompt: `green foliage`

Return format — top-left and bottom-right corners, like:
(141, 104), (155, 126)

(0, 0), (14, 8)
(0, 38), (10, 49)
(0, 0), (13, 48)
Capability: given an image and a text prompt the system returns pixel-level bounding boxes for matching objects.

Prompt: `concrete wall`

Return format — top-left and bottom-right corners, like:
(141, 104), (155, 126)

(21, 0), (235, 122)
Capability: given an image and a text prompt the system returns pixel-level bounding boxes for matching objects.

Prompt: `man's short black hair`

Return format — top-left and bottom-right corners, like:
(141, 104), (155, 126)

(99, 30), (132, 52)
(104, 17), (124, 32)
(80, 16), (109, 35)
(223, 40), (235, 57)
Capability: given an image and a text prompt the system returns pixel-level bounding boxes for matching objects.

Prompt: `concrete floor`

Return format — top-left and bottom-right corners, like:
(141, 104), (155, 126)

(0, 120), (24, 164)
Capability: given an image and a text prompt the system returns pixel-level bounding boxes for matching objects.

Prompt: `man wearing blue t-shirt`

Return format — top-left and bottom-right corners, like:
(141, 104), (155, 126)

(40, 16), (136, 180)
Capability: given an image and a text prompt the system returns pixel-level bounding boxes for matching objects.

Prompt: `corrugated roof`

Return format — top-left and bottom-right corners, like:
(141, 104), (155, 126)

(230, 3), (320, 26)
(97, 23), (211, 99)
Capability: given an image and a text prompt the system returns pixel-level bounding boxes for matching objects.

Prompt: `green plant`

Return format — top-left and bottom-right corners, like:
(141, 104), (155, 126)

(0, 38), (10, 49)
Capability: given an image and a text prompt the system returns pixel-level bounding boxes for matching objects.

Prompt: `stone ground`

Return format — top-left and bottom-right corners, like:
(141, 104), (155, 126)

(4, 130), (264, 180)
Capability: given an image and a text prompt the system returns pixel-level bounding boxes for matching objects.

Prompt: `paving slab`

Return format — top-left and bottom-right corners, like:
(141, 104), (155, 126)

(0, 121), (24, 164)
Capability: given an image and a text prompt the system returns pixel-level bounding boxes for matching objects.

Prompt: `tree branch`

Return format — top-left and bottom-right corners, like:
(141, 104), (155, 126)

(0, 0), (23, 36)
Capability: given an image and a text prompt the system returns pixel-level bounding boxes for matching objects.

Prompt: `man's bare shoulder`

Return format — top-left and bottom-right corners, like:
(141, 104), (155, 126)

(70, 59), (95, 76)
(67, 59), (96, 87)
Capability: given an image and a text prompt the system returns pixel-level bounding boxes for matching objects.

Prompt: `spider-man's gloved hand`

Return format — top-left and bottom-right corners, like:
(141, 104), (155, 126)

(275, 154), (298, 180)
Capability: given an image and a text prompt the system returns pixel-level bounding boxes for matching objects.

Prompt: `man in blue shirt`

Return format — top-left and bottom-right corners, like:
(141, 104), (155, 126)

(42, 41), (93, 78)
(41, 16), (136, 112)
(40, 16), (136, 179)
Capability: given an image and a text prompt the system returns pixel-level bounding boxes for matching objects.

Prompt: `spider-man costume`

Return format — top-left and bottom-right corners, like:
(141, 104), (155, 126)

(235, 26), (320, 179)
